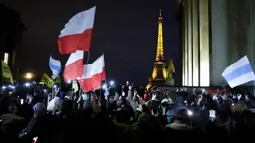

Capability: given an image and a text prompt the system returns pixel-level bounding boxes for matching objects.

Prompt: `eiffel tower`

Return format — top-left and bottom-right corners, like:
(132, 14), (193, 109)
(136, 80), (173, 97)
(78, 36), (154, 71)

(146, 10), (169, 89)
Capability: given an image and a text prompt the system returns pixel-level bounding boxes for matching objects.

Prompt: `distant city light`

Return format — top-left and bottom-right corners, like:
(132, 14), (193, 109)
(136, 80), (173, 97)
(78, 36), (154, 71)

(2, 86), (6, 89)
(25, 73), (33, 80)
(9, 91), (13, 94)
(43, 89), (47, 93)
(8, 85), (12, 88)
(102, 84), (107, 89)
(11, 86), (15, 89)
(24, 83), (31, 87)
(187, 110), (193, 116)
(110, 80), (115, 86)
(53, 85), (57, 88)
(39, 82), (44, 85)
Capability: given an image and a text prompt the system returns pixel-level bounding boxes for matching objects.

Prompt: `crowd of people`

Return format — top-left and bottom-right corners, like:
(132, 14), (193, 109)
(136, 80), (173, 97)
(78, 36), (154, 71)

(0, 82), (255, 143)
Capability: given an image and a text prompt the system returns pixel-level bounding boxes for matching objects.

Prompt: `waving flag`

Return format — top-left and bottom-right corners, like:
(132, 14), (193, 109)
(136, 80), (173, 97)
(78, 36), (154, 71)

(1, 60), (13, 83)
(49, 56), (61, 79)
(222, 56), (255, 88)
(79, 55), (106, 92)
(41, 73), (54, 88)
(58, 6), (96, 54)
(64, 50), (84, 82)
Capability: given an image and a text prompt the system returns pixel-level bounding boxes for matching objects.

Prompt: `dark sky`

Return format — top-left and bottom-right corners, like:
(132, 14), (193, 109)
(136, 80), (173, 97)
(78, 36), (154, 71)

(3, 0), (180, 85)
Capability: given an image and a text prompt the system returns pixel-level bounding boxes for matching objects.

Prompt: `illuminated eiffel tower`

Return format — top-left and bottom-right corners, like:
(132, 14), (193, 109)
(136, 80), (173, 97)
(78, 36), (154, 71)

(147, 10), (174, 89)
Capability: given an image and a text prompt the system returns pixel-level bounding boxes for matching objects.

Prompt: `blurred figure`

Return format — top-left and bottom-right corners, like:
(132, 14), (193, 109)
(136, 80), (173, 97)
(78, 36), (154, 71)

(0, 113), (25, 143)
(135, 112), (162, 143)
(19, 102), (59, 143)
(47, 94), (62, 115)
(164, 108), (196, 143)
(165, 108), (191, 130)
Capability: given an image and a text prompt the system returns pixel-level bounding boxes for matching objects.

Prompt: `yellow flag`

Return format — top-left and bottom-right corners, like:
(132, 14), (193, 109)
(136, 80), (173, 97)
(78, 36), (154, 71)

(54, 76), (61, 84)
(72, 80), (79, 93)
(1, 60), (13, 83)
(41, 73), (54, 88)
(168, 58), (175, 73)
(1, 60), (12, 79)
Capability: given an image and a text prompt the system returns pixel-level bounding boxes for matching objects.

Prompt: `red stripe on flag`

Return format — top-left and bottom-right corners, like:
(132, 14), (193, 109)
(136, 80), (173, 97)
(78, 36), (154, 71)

(58, 29), (92, 54)
(64, 59), (83, 81)
(79, 68), (106, 92)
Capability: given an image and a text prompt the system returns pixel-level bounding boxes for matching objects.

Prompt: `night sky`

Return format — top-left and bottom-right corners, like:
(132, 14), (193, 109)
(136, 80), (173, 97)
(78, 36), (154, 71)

(2, 0), (180, 85)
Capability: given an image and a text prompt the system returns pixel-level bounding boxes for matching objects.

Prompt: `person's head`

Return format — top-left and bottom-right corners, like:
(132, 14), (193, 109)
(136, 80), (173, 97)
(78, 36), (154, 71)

(128, 85), (132, 90)
(136, 112), (162, 135)
(115, 109), (131, 124)
(62, 100), (73, 113)
(171, 108), (189, 124)
(216, 104), (231, 123)
(8, 97), (19, 114)
(142, 104), (150, 114)
(121, 91), (125, 96)
(0, 95), (9, 115)
(134, 89), (138, 95)
(235, 101), (248, 113)
(33, 102), (46, 118)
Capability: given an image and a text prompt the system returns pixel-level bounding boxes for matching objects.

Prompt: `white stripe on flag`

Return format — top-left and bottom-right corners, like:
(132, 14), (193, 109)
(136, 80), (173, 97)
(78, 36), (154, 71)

(222, 56), (255, 88)
(49, 56), (61, 78)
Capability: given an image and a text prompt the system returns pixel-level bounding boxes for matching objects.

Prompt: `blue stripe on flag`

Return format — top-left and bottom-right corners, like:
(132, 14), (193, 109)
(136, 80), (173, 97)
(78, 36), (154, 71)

(224, 64), (253, 81)
(49, 64), (61, 74)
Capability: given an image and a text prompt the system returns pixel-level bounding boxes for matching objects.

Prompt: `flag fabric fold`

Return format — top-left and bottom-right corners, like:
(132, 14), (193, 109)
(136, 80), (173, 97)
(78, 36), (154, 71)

(49, 56), (61, 79)
(64, 50), (84, 82)
(222, 55), (255, 88)
(58, 6), (96, 54)
(79, 55), (106, 92)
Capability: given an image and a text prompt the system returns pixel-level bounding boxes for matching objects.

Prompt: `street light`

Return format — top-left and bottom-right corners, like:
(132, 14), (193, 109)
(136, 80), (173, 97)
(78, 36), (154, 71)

(25, 72), (33, 80)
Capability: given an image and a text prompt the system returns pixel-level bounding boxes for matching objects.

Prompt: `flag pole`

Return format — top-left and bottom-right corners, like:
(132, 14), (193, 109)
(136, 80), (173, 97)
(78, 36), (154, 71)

(78, 51), (90, 94)
(86, 51), (90, 65)
(101, 53), (110, 111)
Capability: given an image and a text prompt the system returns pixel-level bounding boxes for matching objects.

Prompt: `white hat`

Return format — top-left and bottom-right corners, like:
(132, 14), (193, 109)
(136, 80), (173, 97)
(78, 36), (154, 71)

(33, 102), (46, 113)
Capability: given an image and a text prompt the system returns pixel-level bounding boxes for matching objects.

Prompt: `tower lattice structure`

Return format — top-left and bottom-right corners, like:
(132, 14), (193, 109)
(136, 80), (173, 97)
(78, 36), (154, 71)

(147, 10), (167, 89)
